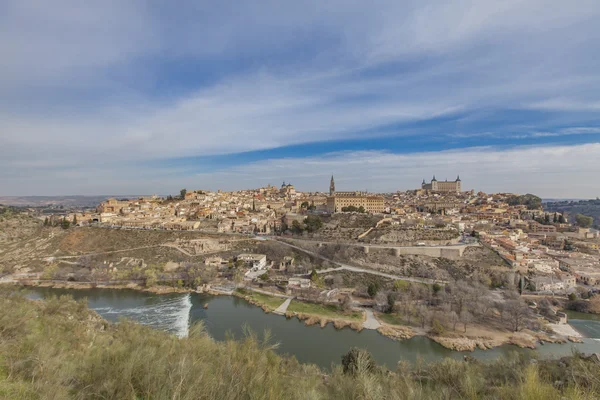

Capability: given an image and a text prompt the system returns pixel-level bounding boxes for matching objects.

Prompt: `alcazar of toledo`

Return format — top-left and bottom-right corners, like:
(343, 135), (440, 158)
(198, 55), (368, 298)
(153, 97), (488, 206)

(421, 176), (462, 193)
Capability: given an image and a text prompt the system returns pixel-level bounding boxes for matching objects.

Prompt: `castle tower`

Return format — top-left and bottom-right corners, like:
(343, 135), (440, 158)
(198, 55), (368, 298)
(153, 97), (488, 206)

(330, 175), (335, 196)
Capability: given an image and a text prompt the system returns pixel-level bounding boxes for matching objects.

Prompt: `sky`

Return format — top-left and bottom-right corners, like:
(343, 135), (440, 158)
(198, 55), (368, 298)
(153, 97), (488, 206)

(1, 0), (600, 198)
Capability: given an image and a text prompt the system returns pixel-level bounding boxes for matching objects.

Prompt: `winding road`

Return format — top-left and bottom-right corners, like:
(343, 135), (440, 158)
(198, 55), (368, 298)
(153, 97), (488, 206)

(269, 238), (447, 285)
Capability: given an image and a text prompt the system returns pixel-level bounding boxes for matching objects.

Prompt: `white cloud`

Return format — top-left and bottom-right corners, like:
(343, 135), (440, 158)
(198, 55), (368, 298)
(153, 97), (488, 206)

(194, 144), (600, 199)
(1, 1), (600, 194)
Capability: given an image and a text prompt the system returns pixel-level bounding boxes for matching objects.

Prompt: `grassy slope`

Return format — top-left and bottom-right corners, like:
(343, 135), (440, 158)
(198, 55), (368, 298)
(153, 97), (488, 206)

(1, 290), (600, 399)
(235, 288), (286, 310)
(287, 300), (367, 321)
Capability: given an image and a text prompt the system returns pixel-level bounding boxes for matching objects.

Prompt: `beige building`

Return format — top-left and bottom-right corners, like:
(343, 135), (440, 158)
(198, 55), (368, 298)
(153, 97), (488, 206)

(421, 176), (462, 193)
(326, 192), (384, 213)
(326, 176), (384, 213)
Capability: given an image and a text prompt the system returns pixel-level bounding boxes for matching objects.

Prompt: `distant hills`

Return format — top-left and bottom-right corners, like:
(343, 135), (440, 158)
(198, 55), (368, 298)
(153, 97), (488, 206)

(0, 195), (147, 208)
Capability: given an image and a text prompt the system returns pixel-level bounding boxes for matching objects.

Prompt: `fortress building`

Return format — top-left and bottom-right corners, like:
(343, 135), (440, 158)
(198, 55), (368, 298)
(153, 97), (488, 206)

(421, 176), (462, 193)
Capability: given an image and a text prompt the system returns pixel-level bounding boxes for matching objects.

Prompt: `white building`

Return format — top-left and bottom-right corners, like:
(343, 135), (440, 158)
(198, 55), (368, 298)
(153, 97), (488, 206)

(237, 253), (267, 270)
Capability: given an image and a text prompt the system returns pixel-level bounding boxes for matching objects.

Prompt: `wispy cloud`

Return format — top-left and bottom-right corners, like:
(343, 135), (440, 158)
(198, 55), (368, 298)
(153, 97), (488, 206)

(1, 0), (600, 195)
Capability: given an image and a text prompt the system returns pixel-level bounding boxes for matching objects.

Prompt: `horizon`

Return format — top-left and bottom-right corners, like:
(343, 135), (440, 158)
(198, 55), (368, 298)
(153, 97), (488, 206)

(2, 1), (600, 198)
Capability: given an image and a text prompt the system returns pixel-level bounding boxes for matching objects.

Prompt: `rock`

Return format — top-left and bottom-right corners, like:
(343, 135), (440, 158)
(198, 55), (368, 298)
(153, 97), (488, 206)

(568, 336), (583, 343)
(203, 303), (208, 309)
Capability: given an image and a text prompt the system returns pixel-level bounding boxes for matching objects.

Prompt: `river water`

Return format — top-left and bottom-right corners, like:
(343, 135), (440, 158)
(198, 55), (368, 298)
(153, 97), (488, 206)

(25, 287), (600, 370)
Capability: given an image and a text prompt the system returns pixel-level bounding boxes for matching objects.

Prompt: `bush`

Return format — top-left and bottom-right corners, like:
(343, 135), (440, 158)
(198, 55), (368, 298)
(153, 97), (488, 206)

(341, 348), (376, 375)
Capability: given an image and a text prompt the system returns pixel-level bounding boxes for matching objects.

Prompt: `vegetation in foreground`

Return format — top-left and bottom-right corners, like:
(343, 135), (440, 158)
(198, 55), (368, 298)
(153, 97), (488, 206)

(1, 290), (600, 399)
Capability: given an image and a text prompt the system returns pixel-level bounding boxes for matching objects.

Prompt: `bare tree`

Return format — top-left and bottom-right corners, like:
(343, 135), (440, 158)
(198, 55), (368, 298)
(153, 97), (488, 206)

(504, 299), (530, 332)
(460, 310), (473, 333)
(448, 311), (459, 331)
(416, 304), (430, 328)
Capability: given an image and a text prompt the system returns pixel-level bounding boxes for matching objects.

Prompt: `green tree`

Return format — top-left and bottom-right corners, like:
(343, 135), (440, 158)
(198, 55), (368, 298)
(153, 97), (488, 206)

(553, 213), (558, 223)
(291, 220), (303, 235)
(72, 215), (78, 226)
(61, 217), (70, 229)
(305, 215), (323, 233)
(367, 282), (379, 298)
(43, 217), (49, 226)
(386, 292), (397, 313)
(558, 214), (566, 224)
(310, 268), (318, 281)
(357, 206), (366, 213)
(180, 189), (187, 199)
(575, 214), (594, 228)
(300, 201), (309, 209)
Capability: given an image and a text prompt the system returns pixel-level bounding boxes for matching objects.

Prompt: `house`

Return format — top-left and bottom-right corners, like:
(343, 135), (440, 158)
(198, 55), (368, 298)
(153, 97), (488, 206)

(237, 253), (267, 270)
(204, 256), (224, 267)
(288, 277), (311, 289)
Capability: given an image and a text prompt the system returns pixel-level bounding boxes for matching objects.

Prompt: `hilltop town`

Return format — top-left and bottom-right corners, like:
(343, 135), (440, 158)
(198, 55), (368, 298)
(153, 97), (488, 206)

(1, 176), (599, 351)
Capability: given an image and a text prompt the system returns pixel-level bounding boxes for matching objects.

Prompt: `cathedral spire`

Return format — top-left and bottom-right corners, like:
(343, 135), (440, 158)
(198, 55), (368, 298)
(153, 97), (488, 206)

(329, 175), (335, 196)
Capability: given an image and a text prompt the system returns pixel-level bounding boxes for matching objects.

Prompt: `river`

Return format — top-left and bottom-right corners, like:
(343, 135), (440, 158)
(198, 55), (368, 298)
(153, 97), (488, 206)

(25, 287), (600, 370)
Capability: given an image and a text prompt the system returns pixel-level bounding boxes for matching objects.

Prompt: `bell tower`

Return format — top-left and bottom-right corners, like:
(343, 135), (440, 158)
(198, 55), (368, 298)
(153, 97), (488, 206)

(329, 175), (335, 196)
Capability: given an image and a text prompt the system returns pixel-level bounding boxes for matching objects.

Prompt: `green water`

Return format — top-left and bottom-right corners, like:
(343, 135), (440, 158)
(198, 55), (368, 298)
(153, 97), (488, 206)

(25, 287), (600, 370)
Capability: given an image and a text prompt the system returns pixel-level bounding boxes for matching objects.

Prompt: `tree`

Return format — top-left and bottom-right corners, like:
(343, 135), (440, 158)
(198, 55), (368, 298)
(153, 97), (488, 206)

(180, 189), (187, 200)
(367, 282), (379, 298)
(43, 217), (49, 226)
(341, 348), (376, 375)
(72, 215), (78, 226)
(310, 268), (318, 282)
(341, 295), (354, 312)
(575, 214), (594, 228)
(357, 206), (366, 213)
(416, 304), (430, 328)
(305, 215), (323, 233)
(291, 220), (303, 235)
(300, 201), (309, 209)
(61, 217), (70, 230)
(449, 311), (459, 331)
(568, 292), (577, 301)
(386, 292), (397, 313)
(558, 214), (566, 224)
(504, 299), (530, 332)
(553, 213), (558, 223)
(544, 214), (550, 224)
(460, 310), (473, 333)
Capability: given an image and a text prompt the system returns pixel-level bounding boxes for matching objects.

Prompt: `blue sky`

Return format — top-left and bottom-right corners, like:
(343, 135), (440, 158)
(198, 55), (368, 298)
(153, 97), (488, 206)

(1, 0), (600, 197)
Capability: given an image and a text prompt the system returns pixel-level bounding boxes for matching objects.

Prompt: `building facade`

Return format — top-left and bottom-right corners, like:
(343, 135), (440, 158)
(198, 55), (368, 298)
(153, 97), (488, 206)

(326, 176), (384, 213)
(421, 176), (462, 193)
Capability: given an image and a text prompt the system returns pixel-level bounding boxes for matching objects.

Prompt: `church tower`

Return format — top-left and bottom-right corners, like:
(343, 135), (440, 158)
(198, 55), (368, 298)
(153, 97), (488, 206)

(329, 175), (335, 196)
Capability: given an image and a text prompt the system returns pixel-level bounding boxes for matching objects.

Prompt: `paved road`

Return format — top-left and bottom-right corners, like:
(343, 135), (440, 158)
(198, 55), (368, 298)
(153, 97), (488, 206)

(270, 238), (446, 285)
(278, 237), (473, 250)
(362, 309), (381, 330)
(273, 298), (292, 315)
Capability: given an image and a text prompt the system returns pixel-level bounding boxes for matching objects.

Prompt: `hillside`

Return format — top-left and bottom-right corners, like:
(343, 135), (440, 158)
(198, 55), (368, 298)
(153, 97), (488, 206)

(545, 199), (600, 228)
(1, 290), (599, 399)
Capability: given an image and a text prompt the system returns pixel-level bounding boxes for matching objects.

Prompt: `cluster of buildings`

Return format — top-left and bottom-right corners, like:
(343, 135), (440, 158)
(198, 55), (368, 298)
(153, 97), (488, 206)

(61, 175), (599, 295)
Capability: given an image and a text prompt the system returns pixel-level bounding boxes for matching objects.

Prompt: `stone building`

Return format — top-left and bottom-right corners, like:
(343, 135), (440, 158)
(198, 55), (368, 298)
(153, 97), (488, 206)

(326, 175), (384, 213)
(421, 176), (462, 193)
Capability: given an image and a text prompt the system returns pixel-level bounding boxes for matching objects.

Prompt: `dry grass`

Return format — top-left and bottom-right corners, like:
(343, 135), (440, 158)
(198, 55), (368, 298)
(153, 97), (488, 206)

(1, 288), (600, 399)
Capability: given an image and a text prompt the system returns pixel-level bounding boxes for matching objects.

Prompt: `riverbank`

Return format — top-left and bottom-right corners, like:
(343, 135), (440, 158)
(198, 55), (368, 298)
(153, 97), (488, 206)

(3, 291), (600, 399)
(233, 288), (366, 331)
(5, 279), (591, 352)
